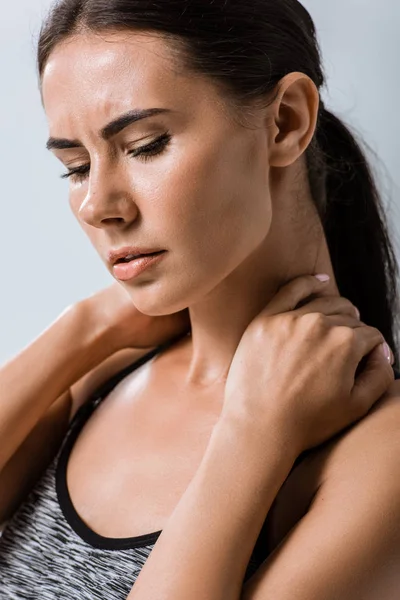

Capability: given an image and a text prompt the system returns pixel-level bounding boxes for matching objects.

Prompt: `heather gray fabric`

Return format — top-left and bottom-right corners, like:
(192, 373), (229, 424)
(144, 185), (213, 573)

(0, 339), (267, 598)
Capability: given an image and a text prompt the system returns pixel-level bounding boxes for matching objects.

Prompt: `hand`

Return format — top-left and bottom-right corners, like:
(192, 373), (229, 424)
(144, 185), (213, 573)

(80, 281), (191, 351)
(222, 274), (394, 454)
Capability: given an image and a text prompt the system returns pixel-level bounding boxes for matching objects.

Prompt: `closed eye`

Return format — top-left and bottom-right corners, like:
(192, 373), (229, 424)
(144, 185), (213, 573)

(60, 131), (172, 184)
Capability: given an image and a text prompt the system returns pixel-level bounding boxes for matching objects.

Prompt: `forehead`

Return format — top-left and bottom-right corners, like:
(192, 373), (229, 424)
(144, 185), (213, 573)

(41, 31), (221, 130)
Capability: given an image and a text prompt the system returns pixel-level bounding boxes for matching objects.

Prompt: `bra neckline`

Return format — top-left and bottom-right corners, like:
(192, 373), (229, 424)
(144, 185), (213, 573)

(55, 331), (189, 550)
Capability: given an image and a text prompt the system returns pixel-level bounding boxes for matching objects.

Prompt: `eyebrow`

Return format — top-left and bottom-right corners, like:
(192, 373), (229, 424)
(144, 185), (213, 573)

(46, 107), (172, 151)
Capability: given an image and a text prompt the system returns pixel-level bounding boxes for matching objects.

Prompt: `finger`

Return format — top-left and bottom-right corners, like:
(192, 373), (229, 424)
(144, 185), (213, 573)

(351, 343), (394, 419)
(293, 296), (359, 320)
(324, 314), (364, 329)
(265, 275), (331, 316)
(353, 325), (387, 362)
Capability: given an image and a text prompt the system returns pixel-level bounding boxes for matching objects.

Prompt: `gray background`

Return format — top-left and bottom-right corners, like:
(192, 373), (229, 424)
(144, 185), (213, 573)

(1, 0), (399, 365)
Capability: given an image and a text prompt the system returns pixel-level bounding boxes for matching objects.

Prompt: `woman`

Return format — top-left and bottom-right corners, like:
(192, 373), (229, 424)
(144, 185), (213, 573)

(0, 0), (399, 598)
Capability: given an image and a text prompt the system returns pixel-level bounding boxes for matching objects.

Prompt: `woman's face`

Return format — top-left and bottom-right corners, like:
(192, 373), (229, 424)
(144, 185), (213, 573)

(42, 31), (273, 315)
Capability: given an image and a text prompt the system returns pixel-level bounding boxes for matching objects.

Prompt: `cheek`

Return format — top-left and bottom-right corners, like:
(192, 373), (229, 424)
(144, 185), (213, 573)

(158, 139), (272, 261)
(157, 176), (272, 291)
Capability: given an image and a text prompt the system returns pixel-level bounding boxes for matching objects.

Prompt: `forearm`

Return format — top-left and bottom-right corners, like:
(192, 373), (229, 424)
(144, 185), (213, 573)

(0, 300), (116, 471)
(128, 412), (298, 600)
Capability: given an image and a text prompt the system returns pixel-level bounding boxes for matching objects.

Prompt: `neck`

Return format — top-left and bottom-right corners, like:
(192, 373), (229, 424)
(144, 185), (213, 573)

(181, 170), (340, 389)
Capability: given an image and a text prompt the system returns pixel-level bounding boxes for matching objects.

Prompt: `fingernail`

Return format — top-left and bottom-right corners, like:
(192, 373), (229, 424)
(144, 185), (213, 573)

(381, 342), (391, 363)
(314, 274), (330, 282)
(354, 306), (360, 320)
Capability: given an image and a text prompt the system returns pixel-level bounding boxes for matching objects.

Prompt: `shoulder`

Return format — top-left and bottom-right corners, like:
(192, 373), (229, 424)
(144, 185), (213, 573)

(270, 378), (400, 546)
(319, 378), (400, 488)
(243, 382), (400, 598)
(69, 346), (158, 422)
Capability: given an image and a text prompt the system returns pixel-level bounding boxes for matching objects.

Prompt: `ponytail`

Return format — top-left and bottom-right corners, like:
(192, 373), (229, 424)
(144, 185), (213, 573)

(307, 105), (400, 367)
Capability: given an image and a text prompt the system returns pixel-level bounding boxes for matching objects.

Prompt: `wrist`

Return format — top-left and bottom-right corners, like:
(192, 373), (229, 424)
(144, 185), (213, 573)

(216, 406), (301, 467)
(71, 299), (123, 360)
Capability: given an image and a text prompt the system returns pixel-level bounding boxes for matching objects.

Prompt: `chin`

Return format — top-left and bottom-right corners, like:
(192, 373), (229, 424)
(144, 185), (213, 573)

(124, 287), (189, 317)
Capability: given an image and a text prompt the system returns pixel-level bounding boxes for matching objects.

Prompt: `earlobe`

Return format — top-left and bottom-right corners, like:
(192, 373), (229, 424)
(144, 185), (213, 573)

(268, 72), (320, 168)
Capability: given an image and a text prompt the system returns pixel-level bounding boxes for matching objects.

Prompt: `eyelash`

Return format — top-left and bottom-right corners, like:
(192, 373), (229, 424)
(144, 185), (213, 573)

(60, 131), (172, 184)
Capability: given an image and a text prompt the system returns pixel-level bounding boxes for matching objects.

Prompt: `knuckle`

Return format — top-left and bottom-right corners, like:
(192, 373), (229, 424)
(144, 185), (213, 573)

(275, 313), (293, 337)
(335, 325), (356, 347)
(368, 326), (385, 342)
(251, 315), (277, 339)
(248, 321), (267, 341)
(301, 311), (326, 330)
(342, 298), (359, 315)
(340, 296), (354, 307)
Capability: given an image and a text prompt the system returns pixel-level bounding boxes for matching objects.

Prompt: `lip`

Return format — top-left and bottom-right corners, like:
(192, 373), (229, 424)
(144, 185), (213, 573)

(112, 251), (167, 281)
(108, 246), (165, 266)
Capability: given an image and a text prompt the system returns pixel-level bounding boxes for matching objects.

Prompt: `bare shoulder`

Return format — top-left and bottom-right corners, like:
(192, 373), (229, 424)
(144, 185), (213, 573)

(268, 379), (400, 547)
(318, 379), (400, 486)
(242, 384), (400, 599)
(69, 346), (158, 422)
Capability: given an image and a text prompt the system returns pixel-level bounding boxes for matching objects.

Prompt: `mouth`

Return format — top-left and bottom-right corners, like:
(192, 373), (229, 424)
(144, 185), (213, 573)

(114, 250), (166, 264)
(112, 250), (167, 281)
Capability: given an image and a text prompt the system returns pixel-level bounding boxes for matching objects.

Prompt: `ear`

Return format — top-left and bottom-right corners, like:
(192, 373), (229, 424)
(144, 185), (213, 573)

(267, 72), (321, 168)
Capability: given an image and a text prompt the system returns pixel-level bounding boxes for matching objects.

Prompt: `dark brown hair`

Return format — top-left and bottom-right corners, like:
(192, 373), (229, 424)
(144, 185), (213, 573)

(37, 0), (400, 366)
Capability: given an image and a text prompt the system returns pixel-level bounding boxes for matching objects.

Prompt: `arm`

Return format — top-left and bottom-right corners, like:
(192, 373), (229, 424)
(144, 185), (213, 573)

(127, 412), (298, 600)
(126, 387), (400, 600)
(0, 346), (154, 527)
(0, 300), (117, 473)
(0, 389), (72, 527)
(241, 389), (400, 600)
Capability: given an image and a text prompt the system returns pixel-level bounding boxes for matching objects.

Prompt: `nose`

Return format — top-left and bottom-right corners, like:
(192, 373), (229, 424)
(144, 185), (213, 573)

(77, 160), (138, 228)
